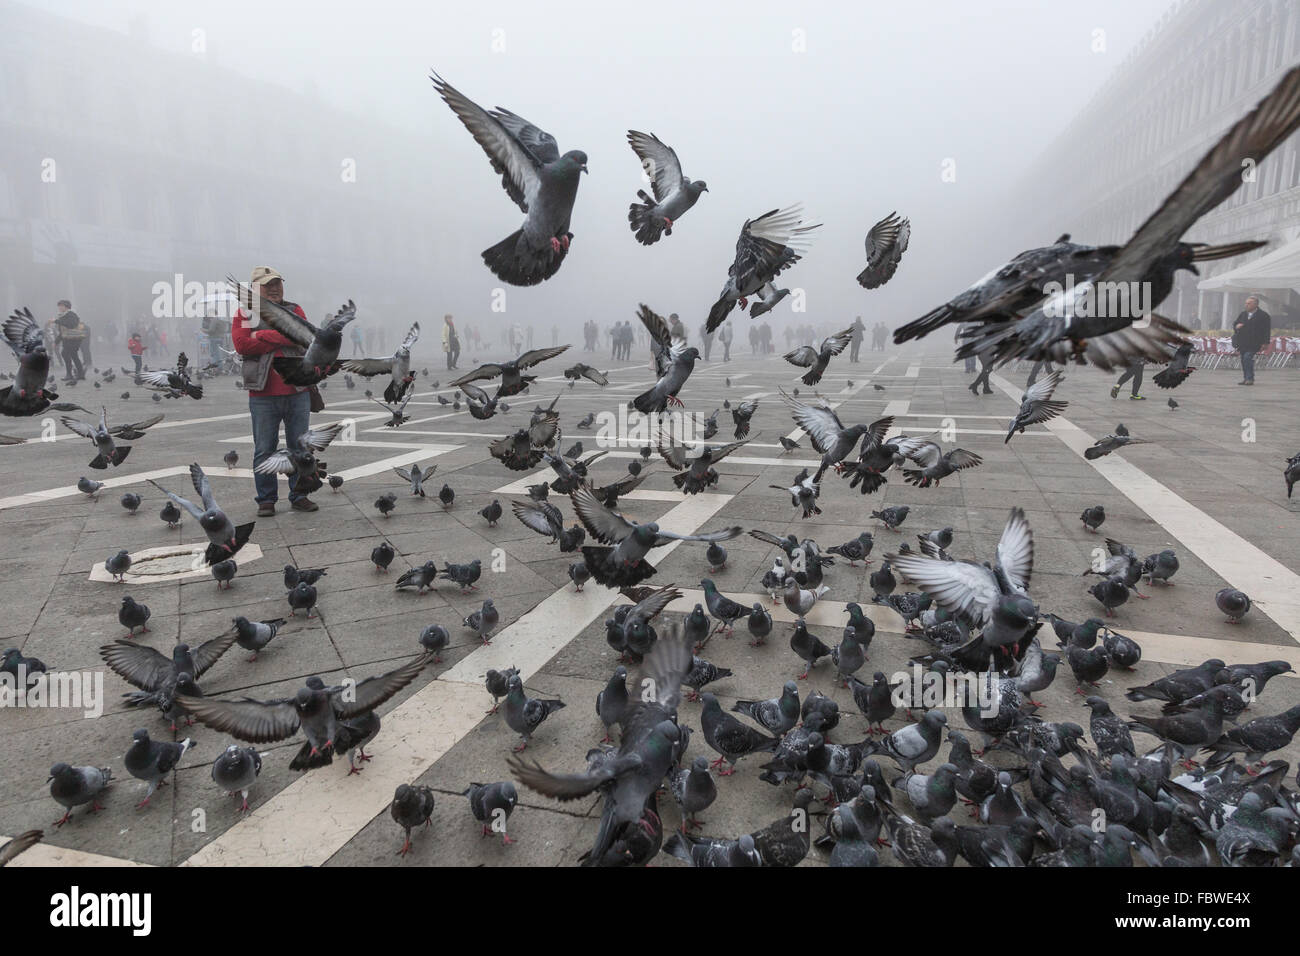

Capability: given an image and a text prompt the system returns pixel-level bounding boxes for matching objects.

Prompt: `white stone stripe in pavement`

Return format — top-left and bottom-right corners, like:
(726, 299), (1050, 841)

(990, 372), (1300, 641)
(1, 838), (151, 867)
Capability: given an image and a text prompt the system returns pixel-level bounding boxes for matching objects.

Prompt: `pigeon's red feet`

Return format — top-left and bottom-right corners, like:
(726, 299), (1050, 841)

(560, 234), (571, 251)
(798, 671), (809, 680)
(512, 741), (528, 753)
(708, 756), (727, 770)
(738, 297), (748, 310)
(347, 765), (363, 776)
(663, 217), (674, 230)
(239, 797), (251, 813)
(53, 810), (73, 827)
(397, 839), (413, 857)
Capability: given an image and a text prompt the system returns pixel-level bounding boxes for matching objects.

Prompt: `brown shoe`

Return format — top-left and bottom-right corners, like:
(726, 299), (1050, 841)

(291, 498), (319, 512)
(257, 502), (276, 517)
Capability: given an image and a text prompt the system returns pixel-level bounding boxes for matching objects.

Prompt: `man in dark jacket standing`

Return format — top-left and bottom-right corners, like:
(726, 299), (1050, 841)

(1232, 295), (1271, 385)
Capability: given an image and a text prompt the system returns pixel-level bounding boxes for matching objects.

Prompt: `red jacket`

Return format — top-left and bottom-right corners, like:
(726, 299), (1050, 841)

(127, 338), (146, 356)
(231, 304), (309, 397)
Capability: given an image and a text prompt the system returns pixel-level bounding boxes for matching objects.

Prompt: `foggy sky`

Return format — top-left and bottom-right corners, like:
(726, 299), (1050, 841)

(23, 0), (1172, 342)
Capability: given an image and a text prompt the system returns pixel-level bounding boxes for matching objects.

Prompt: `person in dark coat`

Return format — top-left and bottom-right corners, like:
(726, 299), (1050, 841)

(1231, 295), (1271, 385)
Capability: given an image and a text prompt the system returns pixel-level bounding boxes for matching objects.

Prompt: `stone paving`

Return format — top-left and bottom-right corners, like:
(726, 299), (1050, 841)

(1, 339), (1297, 866)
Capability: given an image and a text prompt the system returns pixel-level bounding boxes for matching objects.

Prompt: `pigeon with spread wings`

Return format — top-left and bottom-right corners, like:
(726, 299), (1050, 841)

(657, 426), (752, 495)
(394, 462), (439, 497)
(898, 440), (983, 488)
(135, 362), (203, 400)
(626, 130), (708, 245)
(1084, 423), (1150, 460)
(782, 388), (891, 482)
(61, 406), (150, 469)
(631, 304), (699, 413)
(571, 485), (743, 588)
(511, 497), (586, 552)
(149, 463), (254, 565)
(1152, 342), (1195, 389)
(1, 307), (56, 416)
(372, 389), (414, 428)
(340, 322), (420, 403)
(431, 71), (587, 286)
(887, 507), (1033, 633)
(448, 345), (569, 398)
(176, 653), (433, 771)
(706, 205), (821, 333)
(510, 618), (692, 866)
(489, 411), (560, 470)
(856, 212), (911, 289)
(1005, 370), (1069, 443)
(563, 363), (609, 386)
(784, 328), (854, 386)
(229, 276), (357, 386)
(253, 421), (346, 496)
(945, 67), (1300, 368)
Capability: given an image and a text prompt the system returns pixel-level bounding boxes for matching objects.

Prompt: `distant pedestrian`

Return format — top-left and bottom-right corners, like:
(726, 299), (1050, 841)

(127, 332), (146, 375)
(54, 300), (87, 381)
(849, 316), (865, 363)
(1232, 295), (1271, 386)
(443, 314), (461, 370)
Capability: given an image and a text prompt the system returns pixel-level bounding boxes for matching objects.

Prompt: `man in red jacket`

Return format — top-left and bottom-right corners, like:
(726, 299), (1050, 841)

(231, 266), (319, 516)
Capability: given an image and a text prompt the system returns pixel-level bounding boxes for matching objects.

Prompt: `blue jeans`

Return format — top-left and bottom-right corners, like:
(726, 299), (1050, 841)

(1241, 350), (1256, 382)
(250, 391), (311, 503)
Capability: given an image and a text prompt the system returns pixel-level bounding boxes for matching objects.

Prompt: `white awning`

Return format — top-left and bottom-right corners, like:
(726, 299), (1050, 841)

(1197, 236), (1300, 293)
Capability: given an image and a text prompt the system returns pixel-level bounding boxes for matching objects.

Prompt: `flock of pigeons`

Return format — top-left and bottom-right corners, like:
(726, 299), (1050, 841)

(3, 64), (1300, 869)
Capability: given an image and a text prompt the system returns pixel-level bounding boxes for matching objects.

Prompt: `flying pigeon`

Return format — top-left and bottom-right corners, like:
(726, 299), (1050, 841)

(177, 654), (432, 770)
(149, 463), (254, 565)
(856, 211), (911, 289)
(625, 130), (708, 244)
(1084, 423), (1149, 459)
(631, 304), (699, 413)
(431, 71), (587, 284)
(898, 66), (1300, 369)
(706, 205), (821, 332)
(1, 307), (57, 415)
(341, 322), (421, 403)
(1152, 341), (1195, 389)
(570, 485), (741, 588)
(1005, 370), (1068, 443)
(394, 462), (438, 497)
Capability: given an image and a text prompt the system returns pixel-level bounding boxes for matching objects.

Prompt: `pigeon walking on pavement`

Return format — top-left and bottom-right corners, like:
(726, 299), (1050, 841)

(48, 763), (112, 826)
(123, 729), (194, 807)
(391, 784), (436, 857)
(464, 781), (519, 844)
(211, 745), (262, 813)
